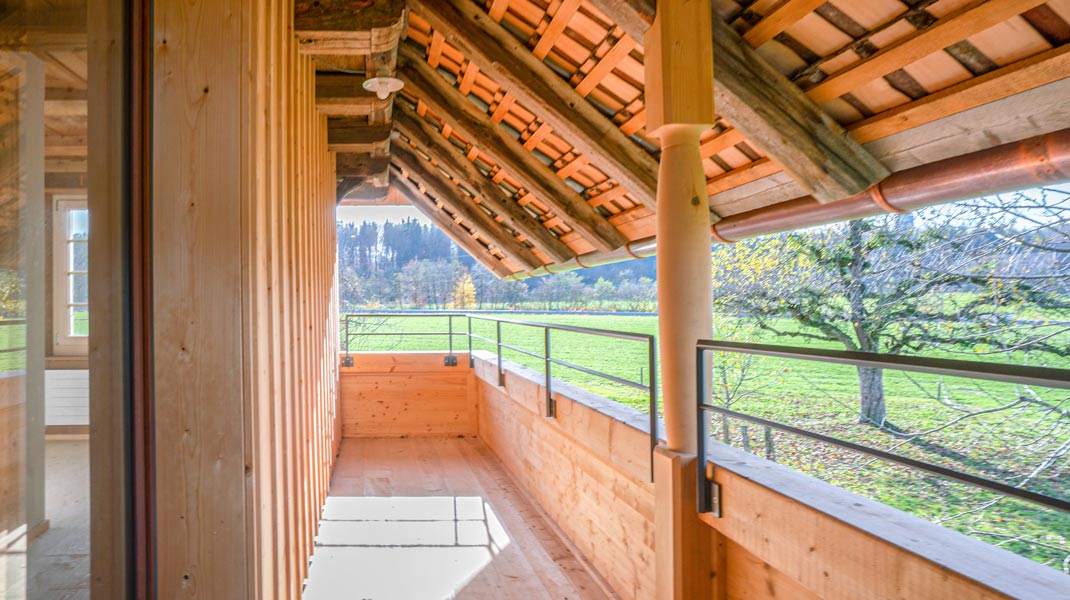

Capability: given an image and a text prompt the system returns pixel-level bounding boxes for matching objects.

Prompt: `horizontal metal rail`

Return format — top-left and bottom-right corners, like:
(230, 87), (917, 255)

(0, 321), (27, 359)
(547, 357), (649, 391)
(353, 331), (459, 337)
(696, 341), (1070, 515)
(469, 314), (653, 341)
(699, 340), (1070, 390)
(342, 312), (659, 480)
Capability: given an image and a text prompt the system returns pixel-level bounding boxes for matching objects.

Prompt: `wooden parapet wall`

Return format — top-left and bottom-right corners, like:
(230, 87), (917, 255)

(471, 352), (656, 598)
(469, 351), (1069, 600)
(340, 352), (476, 438)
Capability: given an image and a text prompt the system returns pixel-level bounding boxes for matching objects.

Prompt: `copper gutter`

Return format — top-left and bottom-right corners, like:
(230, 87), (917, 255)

(507, 128), (1070, 280)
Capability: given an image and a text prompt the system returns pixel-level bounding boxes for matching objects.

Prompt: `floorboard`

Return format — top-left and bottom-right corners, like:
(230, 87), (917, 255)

(27, 438), (90, 600)
(304, 437), (612, 600)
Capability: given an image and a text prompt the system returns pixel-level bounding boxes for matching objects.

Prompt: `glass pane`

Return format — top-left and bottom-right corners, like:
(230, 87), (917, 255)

(70, 273), (88, 304)
(69, 241), (88, 272)
(3, 3), (102, 596)
(69, 306), (88, 337)
(68, 209), (89, 240)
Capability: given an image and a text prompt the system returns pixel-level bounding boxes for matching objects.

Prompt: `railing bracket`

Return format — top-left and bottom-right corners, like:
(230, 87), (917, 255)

(340, 355), (354, 367)
(705, 480), (722, 518)
(444, 355), (458, 367)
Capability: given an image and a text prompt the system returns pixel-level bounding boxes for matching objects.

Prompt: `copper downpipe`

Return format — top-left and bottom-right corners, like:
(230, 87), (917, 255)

(507, 128), (1070, 280)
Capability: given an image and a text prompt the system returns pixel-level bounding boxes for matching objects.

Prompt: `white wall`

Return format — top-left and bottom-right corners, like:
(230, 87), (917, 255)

(45, 370), (88, 426)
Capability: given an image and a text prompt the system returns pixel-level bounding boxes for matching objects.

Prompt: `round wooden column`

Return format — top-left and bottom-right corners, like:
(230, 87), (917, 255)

(645, 1), (719, 598)
(655, 124), (713, 453)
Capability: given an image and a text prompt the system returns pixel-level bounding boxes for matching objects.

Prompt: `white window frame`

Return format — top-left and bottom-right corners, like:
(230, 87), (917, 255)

(52, 195), (89, 356)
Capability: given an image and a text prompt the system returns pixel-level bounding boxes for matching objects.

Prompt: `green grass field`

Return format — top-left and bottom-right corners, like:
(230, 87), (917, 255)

(0, 322), (26, 373)
(0, 313), (86, 374)
(342, 312), (1070, 572)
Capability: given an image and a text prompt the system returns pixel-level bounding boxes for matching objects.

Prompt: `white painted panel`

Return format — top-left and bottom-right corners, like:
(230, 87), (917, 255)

(45, 369), (88, 426)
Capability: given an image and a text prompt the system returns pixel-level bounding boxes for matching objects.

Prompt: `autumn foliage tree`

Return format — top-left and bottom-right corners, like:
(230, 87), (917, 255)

(451, 273), (477, 310)
(712, 189), (1070, 427)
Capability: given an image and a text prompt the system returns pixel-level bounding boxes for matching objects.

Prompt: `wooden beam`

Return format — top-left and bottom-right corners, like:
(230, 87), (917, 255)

(805, 0), (1048, 105)
(334, 154), (390, 179)
(45, 133), (87, 157)
(408, 0), (658, 210)
(393, 142), (543, 271)
(44, 99), (87, 117)
(45, 172), (87, 191)
(848, 45), (1070, 144)
(574, 36), (637, 97)
(743, 0), (827, 47)
(710, 18), (888, 202)
(338, 184), (409, 206)
(392, 172), (515, 277)
(0, 8), (86, 50)
(294, 0), (406, 56)
(587, 0), (888, 202)
(336, 178), (390, 204)
(315, 73), (391, 117)
(395, 107), (574, 263)
(326, 119), (391, 153)
(532, 0), (583, 60)
(584, 0), (654, 41)
(397, 45), (627, 252)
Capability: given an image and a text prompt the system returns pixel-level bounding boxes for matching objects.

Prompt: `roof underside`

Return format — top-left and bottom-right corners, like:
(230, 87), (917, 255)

(299, 0), (1070, 278)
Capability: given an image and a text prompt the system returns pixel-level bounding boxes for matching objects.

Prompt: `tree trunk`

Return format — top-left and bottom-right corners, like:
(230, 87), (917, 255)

(857, 366), (886, 426)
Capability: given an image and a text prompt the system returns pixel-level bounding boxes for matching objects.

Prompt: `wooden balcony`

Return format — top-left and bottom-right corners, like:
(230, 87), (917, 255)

(317, 351), (1068, 599)
(305, 437), (610, 599)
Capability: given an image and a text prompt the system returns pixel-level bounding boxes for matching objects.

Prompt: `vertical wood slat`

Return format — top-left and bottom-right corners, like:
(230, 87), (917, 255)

(153, 1), (338, 597)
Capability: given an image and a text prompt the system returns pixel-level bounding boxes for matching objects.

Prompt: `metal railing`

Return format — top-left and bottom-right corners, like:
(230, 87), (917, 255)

(696, 340), (1070, 516)
(0, 319), (27, 373)
(342, 312), (659, 478)
(0, 319), (26, 352)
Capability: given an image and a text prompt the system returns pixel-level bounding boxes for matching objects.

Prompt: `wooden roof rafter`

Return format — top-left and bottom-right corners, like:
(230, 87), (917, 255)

(409, 0), (659, 210)
(396, 42), (628, 252)
(394, 106), (575, 263)
(801, 0), (1051, 105)
(586, 0), (888, 202)
(315, 73), (392, 117)
(392, 140), (544, 271)
(404, 16), (647, 217)
(391, 170), (516, 278)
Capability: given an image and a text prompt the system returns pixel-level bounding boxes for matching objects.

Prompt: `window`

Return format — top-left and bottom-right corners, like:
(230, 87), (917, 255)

(53, 197), (88, 355)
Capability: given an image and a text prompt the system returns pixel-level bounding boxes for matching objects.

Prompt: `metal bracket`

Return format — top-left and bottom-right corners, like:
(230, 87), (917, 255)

(444, 354), (458, 367)
(705, 480), (722, 518)
(340, 355), (354, 367)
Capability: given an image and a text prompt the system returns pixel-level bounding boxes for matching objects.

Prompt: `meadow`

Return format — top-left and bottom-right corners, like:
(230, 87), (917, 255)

(0, 321), (25, 373)
(342, 311), (1070, 572)
(0, 313), (85, 374)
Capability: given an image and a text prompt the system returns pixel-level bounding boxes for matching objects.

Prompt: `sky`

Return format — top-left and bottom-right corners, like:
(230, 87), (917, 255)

(336, 205), (430, 227)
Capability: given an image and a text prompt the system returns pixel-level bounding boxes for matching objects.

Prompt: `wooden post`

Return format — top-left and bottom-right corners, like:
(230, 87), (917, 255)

(645, 1), (718, 598)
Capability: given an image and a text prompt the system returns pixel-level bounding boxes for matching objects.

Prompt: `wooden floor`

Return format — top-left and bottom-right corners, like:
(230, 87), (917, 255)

(28, 438), (90, 599)
(304, 437), (612, 599)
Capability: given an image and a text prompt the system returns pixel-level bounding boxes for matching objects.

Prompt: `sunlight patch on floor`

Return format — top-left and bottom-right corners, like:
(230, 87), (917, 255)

(303, 496), (511, 600)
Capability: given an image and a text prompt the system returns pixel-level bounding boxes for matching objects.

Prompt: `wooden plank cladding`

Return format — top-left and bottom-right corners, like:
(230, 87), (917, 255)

(471, 353), (657, 599)
(152, 1), (339, 598)
(339, 352), (477, 438)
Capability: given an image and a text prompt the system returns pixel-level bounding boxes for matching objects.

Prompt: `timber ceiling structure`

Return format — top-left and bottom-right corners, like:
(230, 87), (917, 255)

(1, 0), (88, 267)
(295, 1), (1065, 277)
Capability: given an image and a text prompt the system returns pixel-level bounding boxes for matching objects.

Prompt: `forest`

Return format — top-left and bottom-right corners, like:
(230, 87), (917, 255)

(337, 217), (656, 311)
